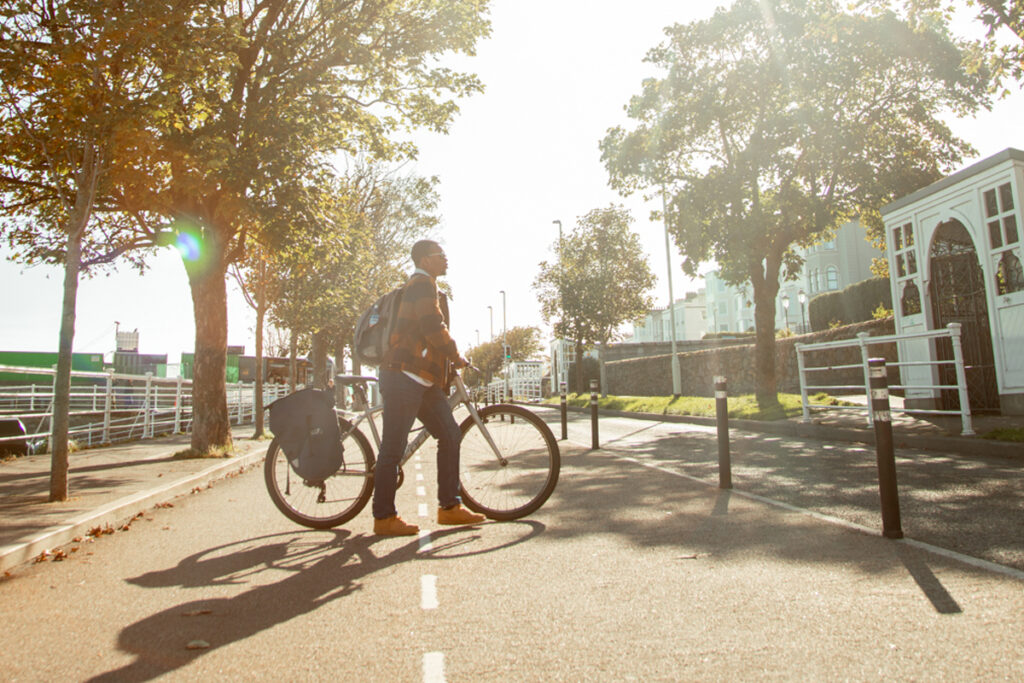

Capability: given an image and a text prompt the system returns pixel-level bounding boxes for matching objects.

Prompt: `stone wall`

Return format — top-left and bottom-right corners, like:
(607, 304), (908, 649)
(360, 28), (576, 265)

(605, 318), (897, 397)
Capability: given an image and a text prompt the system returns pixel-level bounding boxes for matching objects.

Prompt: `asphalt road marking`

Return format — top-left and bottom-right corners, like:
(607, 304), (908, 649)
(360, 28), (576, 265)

(419, 503), (428, 517)
(418, 529), (433, 553)
(416, 473), (424, 482)
(423, 652), (445, 682)
(416, 485), (427, 497)
(421, 574), (438, 609)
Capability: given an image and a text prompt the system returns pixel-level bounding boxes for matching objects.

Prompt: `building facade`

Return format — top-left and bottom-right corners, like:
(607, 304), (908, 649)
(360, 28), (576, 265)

(702, 221), (883, 335)
(881, 148), (1024, 415)
(627, 290), (708, 343)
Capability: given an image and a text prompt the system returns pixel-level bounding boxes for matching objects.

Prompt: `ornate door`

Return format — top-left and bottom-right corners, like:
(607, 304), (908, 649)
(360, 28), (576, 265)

(928, 220), (1000, 412)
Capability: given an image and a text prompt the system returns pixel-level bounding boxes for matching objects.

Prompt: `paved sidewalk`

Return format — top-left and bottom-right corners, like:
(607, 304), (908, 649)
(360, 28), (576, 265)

(0, 427), (270, 573)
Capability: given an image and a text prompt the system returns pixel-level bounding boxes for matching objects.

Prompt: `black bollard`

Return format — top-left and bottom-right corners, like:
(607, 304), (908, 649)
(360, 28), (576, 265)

(589, 379), (599, 449)
(869, 358), (903, 539)
(714, 376), (732, 489)
(559, 382), (568, 441)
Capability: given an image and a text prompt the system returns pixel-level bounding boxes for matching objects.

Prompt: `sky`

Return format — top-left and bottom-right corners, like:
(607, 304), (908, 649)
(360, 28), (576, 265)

(1, 0), (1022, 367)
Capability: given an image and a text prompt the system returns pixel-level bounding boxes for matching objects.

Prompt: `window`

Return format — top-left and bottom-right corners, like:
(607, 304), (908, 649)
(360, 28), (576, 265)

(996, 250), (1024, 295)
(984, 183), (1019, 250)
(892, 222), (917, 277)
(826, 266), (839, 290)
(901, 281), (921, 316)
(809, 268), (819, 293)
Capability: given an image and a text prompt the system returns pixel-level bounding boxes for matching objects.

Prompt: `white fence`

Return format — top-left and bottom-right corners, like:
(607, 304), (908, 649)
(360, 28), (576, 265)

(479, 362), (544, 403)
(0, 364), (289, 452)
(794, 323), (974, 435)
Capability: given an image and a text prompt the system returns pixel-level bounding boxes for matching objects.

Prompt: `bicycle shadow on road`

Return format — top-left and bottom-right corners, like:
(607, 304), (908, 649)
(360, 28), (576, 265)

(88, 520), (545, 682)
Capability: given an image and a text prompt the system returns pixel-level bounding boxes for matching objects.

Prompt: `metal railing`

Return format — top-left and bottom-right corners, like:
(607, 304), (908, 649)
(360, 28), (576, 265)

(794, 323), (974, 436)
(0, 364), (290, 452)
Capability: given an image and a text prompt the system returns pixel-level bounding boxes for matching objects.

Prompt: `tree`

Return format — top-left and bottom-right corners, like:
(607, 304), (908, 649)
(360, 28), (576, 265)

(144, 0), (490, 454)
(533, 206), (655, 392)
(464, 326), (543, 386)
(0, 0), (171, 499)
(601, 0), (988, 405)
(861, 1), (1024, 88)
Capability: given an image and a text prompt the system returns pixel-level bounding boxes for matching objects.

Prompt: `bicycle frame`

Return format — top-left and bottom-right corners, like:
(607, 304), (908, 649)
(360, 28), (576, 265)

(336, 374), (506, 468)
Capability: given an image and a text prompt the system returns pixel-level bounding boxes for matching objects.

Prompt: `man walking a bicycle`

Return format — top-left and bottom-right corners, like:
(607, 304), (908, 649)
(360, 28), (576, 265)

(372, 239), (486, 536)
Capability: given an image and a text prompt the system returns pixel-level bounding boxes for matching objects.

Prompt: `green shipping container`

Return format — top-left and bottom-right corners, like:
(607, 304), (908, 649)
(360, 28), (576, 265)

(0, 351), (104, 383)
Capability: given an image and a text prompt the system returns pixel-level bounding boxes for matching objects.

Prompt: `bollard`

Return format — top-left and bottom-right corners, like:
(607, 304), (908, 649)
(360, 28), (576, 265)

(559, 382), (568, 441)
(869, 358), (903, 539)
(714, 376), (732, 489)
(589, 379), (599, 449)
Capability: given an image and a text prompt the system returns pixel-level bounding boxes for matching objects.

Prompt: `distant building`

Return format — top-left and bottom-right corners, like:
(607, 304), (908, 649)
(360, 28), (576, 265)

(626, 290), (707, 342)
(704, 221), (884, 334)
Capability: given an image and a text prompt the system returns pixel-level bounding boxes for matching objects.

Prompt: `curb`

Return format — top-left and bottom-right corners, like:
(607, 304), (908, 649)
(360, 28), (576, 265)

(0, 446), (269, 574)
(550, 405), (1022, 461)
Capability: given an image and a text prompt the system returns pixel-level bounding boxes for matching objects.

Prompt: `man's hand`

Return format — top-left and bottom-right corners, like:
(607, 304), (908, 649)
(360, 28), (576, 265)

(452, 356), (470, 370)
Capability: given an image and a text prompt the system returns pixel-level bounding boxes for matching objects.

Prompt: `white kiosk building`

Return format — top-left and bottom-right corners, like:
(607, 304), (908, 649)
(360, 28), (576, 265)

(881, 148), (1024, 415)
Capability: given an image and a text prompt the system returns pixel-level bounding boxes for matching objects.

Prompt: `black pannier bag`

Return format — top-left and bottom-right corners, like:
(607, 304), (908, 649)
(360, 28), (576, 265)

(267, 388), (343, 482)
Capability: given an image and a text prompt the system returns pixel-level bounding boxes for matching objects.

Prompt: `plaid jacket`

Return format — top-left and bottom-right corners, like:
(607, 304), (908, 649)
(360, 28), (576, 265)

(382, 272), (459, 386)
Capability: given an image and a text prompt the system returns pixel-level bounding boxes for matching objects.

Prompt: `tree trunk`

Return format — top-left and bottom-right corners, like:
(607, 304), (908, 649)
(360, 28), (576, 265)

(49, 144), (100, 502)
(289, 329), (298, 392)
(599, 340), (608, 397)
(187, 260), (231, 454)
(49, 224), (84, 502)
(311, 330), (328, 389)
(752, 270), (782, 408)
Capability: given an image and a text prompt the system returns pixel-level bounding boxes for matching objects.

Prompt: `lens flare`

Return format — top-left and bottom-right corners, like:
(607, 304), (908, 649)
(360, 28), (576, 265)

(175, 232), (202, 262)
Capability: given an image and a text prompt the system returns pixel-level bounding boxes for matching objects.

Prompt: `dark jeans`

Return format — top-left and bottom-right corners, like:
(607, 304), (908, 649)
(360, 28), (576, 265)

(373, 368), (462, 519)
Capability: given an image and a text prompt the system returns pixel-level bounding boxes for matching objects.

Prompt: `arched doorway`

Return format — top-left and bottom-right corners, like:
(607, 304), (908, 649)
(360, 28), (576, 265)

(928, 219), (1000, 412)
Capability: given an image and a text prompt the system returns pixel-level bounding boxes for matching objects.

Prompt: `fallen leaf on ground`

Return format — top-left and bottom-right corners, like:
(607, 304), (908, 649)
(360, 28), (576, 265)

(182, 610), (213, 617)
(186, 640), (210, 650)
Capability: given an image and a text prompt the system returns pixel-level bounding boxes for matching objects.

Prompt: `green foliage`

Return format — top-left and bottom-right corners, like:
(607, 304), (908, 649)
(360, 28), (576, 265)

(464, 326), (543, 385)
(808, 276), (893, 331)
(982, 427), (1024, 442)
(533, 205), (656, 371)
(545, 392), (850, 421)
(601, 0), (989, 401)
(860, 0), (1024, 93)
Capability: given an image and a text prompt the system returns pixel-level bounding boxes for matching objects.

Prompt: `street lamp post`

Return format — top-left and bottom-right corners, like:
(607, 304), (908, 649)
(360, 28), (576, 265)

(487, 305), (493, 341)
(798, 289), (807, 334)
(475, 329), (480, 346)
(781, 293), (790, 331)
(662, 186), (682, 397)
(499, 290), (508, 399)
(552, 219), (566, 391)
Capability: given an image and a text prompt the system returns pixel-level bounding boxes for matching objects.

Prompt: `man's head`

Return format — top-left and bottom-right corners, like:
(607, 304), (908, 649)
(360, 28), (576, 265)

(412, 239), (448, 277)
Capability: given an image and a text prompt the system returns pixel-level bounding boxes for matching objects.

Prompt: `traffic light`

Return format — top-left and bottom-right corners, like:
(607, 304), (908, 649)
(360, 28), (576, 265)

(503, 344), (512, 360)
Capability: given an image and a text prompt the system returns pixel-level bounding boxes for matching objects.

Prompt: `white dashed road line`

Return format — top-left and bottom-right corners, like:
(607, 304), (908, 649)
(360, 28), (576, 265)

(421, 574), (438, 609)
(423, 652), (445, 682)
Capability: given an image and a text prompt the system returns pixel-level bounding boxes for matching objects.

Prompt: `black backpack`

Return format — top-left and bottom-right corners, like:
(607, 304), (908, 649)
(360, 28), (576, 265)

(353, 287), (404, 366)
(267, 388), (343, 482)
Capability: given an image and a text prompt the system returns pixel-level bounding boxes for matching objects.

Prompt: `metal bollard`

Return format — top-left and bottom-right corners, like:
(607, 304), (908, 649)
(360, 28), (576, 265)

(714, 376), (732, 489)
(589, 379), (599, 449)
(869, 358), (903, 539)
(559, 382), (568, 441)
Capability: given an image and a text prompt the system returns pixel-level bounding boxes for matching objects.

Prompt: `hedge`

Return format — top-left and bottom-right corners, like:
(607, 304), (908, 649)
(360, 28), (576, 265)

(808, 276), (892, 331)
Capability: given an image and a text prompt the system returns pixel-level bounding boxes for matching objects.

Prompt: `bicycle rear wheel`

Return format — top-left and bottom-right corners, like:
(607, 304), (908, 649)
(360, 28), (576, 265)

(264, 417), (375, 529)
(458, 404), (560, 521)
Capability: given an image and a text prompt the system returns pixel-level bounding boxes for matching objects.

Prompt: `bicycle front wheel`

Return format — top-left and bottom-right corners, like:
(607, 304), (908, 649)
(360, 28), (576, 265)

(264, 417), (375, 529)
(458, 404), (560, 521)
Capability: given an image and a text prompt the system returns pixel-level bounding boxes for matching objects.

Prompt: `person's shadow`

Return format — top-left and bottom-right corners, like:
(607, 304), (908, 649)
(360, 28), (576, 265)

(89, 522), (544, 682)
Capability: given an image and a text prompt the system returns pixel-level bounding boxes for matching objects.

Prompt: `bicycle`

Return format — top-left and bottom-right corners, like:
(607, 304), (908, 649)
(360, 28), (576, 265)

(264, 372), (560, 529)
